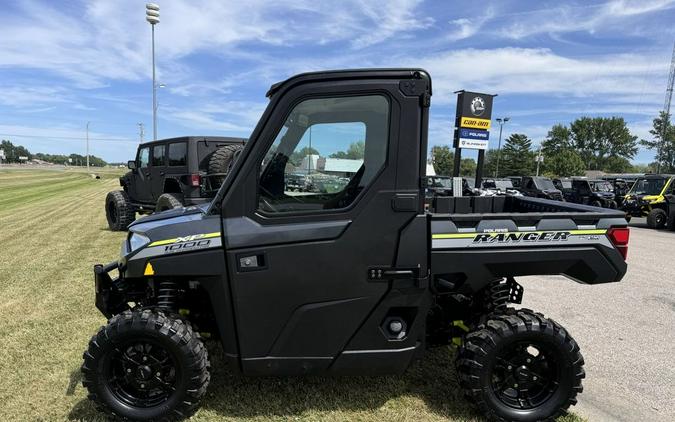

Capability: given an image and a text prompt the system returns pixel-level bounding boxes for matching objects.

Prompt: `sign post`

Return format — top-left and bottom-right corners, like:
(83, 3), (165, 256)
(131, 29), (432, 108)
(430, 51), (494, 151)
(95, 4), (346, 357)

(453, 90), (496, 188)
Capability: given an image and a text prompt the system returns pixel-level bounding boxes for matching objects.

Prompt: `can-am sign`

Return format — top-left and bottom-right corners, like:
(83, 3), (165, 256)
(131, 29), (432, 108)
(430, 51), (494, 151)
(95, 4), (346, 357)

(454, 91), (494, 150)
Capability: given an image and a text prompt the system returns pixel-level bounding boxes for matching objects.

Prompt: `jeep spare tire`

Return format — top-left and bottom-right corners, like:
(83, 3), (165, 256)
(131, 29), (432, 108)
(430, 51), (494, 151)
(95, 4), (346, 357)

(208, 144), (243, 185)
(155, 193), (183, 212)
(105, 190), (135, 231)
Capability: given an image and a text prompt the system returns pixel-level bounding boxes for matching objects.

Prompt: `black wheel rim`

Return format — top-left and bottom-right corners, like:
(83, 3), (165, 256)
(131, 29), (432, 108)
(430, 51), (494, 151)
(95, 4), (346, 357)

(491, 341), (560, 410)
(104, 339), (179, 408)
(656, 213), (665, 225)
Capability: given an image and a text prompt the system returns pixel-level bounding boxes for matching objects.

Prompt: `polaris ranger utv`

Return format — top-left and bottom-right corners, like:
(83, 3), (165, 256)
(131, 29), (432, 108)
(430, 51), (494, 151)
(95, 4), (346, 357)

(82, 69), (629, 422)
(105, 136), (245, 231)
(517, 176), (564, 201)
(553, 178), (616, 208)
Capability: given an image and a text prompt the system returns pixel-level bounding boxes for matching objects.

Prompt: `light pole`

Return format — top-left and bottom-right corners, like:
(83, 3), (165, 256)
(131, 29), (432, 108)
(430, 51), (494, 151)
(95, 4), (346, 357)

(86, 121), (90, 171)
(494, 117), (510, 177)
(146, 3), (160, 141)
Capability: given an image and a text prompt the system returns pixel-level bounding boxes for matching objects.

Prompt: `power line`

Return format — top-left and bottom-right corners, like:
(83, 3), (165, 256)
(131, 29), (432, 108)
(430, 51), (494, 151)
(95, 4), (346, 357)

(0, 133), (137, 142)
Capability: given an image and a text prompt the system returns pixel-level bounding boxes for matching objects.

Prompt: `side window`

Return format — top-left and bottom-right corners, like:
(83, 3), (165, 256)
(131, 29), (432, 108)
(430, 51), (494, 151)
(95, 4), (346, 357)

(258, 95), (389, 213)
(152, 145), (165, 166)
(168, 142), (187, 166)
(138, 147), (150, 168)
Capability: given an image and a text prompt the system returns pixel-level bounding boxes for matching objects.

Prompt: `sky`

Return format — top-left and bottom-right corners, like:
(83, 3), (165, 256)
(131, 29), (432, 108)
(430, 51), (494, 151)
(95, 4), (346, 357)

(0, 0), (674, 164)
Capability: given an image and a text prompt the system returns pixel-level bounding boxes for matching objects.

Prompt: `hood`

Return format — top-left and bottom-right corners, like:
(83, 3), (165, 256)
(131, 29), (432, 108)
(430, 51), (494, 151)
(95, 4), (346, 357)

(130, 203), (210, 227)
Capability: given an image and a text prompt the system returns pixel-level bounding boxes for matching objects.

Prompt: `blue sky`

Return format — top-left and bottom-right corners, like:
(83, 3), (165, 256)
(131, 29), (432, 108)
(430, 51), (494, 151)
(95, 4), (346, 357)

(1, 0), (674, 163)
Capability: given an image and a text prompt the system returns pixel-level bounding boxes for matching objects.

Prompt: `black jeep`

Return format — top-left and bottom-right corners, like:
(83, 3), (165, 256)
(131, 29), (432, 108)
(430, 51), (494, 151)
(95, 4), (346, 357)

(554, 178), (616, 208)
(105, 136), (245, 231)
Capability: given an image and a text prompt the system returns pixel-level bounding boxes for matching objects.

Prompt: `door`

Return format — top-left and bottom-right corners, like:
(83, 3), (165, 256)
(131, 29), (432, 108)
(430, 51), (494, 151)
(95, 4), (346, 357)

(221, 74), (429, 375)
(150, 143), (167, 200)
(129, 146), (153, 203)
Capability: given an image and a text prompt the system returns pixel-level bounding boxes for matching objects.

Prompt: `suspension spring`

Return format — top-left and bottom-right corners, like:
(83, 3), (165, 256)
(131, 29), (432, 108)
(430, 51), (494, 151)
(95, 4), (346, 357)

(157, 281), (179, 311)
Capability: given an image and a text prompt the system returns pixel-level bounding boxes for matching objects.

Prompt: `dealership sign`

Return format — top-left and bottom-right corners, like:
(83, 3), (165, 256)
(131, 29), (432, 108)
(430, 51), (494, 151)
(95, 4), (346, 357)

(454, 91), (494, 150)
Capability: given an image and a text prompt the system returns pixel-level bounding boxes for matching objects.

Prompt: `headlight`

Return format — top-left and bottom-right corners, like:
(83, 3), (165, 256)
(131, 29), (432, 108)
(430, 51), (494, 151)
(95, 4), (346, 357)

(128, 232), (150, 252)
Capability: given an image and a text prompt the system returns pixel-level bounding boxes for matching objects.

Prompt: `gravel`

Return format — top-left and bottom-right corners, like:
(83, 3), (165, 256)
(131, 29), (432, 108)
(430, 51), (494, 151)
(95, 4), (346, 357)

(518, 218), (675, 422)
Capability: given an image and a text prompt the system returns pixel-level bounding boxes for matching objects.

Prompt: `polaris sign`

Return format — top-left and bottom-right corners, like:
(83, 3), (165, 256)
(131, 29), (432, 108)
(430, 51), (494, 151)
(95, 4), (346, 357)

(457, 128), (489, 150)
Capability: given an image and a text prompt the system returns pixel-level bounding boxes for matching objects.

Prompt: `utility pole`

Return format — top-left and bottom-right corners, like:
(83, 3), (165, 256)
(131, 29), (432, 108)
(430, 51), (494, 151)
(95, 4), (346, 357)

(146, 3), (160, 141)
(494, 117), (510, 177)
(657, 41), (675, 174)
(138, 123), (145, 143)
(535, 145), (543, 176)
(86, 121), (90, 171)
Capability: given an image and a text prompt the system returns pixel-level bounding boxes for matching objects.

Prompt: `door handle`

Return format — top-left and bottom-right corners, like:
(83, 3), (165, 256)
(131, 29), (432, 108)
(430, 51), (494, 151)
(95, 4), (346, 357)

(236, 252), (267, 272)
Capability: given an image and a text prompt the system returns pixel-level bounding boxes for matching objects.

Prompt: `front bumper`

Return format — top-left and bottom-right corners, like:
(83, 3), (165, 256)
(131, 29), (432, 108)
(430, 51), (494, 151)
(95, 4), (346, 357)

(94, 261), (126, 318)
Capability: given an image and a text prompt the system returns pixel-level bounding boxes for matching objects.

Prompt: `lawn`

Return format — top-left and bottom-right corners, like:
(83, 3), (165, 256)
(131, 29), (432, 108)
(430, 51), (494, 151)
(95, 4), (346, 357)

(0, 168), (584, 421)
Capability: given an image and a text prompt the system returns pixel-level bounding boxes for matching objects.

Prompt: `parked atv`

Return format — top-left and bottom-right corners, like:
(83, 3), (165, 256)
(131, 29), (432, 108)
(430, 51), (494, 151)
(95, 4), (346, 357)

(622, 174), (674, 228)
(554, 178), (615, 208)
(518, 176), (564, 201)
(105, 136), (245, 231)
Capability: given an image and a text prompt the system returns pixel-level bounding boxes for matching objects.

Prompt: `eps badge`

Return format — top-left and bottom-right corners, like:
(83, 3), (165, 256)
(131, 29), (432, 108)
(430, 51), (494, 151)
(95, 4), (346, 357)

(470, 96), (485, 116)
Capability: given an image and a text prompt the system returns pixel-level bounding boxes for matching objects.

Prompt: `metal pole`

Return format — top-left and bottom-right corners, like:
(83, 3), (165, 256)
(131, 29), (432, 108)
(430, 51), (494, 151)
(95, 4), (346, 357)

(536, 146), (542, 176)
(151, 24), (157, 141)
(86, 121), (90, 171)
(138, 123), (145, 143)
(495, 121), (504, 177)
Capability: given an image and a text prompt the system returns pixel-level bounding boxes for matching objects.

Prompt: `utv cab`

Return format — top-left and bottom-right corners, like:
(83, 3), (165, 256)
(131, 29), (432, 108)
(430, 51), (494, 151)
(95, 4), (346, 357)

(622, 174), (674, 228)
(518, 176), (564, 201)
(554, 178), (616, 208)
(105, 136), (246, 231)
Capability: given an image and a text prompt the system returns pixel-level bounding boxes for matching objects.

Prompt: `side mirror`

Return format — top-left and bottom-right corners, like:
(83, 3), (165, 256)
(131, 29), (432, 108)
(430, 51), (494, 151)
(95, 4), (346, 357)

(128, 160), (137, 170)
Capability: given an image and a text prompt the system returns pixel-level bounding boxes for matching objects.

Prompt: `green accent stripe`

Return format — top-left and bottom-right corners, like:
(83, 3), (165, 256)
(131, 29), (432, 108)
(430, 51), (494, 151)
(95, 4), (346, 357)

(432, 229), (607, 240)
(148, 231), (221, 247)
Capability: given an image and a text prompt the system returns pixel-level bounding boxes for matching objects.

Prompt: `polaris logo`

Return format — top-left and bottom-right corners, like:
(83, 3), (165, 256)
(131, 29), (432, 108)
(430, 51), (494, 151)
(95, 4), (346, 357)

(473, 231), (570, 243)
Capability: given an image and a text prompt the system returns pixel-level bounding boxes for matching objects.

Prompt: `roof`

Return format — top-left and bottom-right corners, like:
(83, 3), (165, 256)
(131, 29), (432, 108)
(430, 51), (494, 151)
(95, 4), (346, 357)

(323, 158), (363, 173)
(266, 68), (432, 98)
(139, 136), (246, 148)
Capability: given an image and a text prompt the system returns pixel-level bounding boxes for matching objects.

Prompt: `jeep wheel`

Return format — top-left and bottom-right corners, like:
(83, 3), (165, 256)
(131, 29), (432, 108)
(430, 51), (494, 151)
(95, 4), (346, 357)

(82, 309), (210, 421)
(456, 309), (584, 422)
(155, 193), (183, 212)
(105, 190), (135, 231)
(208, 144), (243, 185)
(590, 200), (602, 208)
(647, 208), (667, 229)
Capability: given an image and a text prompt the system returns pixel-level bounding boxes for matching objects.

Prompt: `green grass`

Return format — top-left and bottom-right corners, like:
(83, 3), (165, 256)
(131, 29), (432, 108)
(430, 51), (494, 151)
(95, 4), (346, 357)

(0, 169), (586, 421)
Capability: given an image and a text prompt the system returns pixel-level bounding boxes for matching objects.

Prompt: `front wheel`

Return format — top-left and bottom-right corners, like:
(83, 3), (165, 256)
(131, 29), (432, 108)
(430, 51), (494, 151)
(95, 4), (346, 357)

(456, 309), (584, 422)
(647, 208), (667, 229)
(105, 190), (135, 231)
(82, 309), (210, 421)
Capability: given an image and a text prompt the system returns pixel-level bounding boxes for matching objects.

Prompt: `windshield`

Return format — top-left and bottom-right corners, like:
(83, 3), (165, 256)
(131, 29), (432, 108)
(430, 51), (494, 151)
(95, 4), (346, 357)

(629, 178), (667, 196)
(429, 177), (452, 188)
(494, 180), (514, 189)
(591, 181), (612, 192)
(534, 178), (556, 190)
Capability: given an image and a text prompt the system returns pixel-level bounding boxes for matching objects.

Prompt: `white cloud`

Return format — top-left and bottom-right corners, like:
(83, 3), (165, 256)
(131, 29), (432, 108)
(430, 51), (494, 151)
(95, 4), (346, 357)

(496, 0), (675, 39)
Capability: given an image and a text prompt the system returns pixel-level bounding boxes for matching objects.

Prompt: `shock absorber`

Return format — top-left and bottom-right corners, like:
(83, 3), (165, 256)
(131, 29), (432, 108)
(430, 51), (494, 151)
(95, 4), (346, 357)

(484, 277), (523, 314)
(157, 281), (179, 312)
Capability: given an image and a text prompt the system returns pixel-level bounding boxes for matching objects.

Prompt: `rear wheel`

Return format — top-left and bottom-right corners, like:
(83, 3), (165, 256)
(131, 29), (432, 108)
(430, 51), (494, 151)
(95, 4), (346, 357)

(105, 190), (135, 231)
(208, 145), (243, 186)
(456, 309), (584, 422)
(647, 208), (667, 229)
(82, 309), (210, 421)
(155, 193), (183, 212)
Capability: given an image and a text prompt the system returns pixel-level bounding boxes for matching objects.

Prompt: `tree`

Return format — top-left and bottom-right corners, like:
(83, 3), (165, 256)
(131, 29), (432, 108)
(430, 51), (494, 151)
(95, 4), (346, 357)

(330, 141), (365, 160)
(460, 158), (477, 176)
(640, 111), (675, 173)
(541, 124), (573, 156)
(430, 145), (454, 176)
(570, 116), (638, 170)
(289, 146), (319, 167)
(542, 149), (586, 177)
(499, 134), (534, 176)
